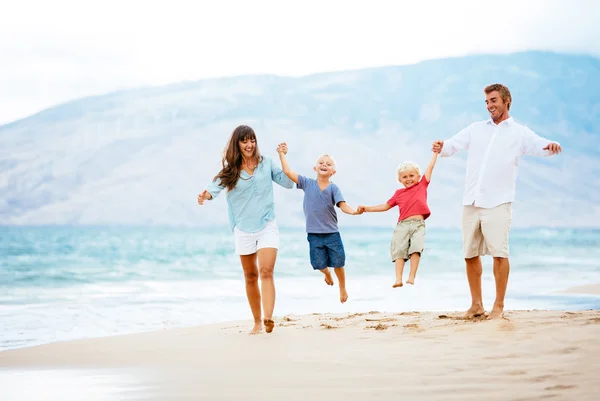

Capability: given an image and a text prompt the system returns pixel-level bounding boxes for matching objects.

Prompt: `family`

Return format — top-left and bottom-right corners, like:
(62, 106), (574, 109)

(197, 84), (562, 334)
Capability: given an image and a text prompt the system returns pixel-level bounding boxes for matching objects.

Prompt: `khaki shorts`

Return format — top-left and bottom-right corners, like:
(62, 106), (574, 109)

(462, 203), (512, 259)
(390, 219), (426, 262)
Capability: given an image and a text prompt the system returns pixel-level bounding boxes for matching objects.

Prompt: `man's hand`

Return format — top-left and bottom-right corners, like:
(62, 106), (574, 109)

(277, 142), (288, 155)
(197, 190), (209, 206)
(543, 143), (562, 154)
(431, 140), (444, 153)
(356, 205), (365, 214)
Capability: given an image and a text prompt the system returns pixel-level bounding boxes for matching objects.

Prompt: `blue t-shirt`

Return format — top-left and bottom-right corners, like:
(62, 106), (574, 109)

(297, 175), (345, 234)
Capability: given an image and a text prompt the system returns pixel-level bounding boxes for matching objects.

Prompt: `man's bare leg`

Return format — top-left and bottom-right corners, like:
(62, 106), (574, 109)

(464, 256), (485, 318)
(333, 267), (348, 303)
(406, 253), (421, 285)
(240, 253), (262, 334)
(488, 257), (510, 319)
(257, 247), (277, 333)
(319, 267), (334, 286)
(393, 259), (405, 288)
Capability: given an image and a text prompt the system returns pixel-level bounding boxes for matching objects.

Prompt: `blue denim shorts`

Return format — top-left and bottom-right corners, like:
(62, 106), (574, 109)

(307, 232), (346, 269)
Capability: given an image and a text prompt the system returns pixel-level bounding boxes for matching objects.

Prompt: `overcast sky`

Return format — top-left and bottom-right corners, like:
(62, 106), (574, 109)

(1, 0), (599, 125)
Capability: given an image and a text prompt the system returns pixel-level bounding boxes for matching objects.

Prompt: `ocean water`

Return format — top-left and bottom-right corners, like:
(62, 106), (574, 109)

(1, 225), (599, 351)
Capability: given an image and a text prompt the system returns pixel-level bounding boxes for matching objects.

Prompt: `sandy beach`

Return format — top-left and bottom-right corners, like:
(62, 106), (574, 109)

(1, 309), (599, 401)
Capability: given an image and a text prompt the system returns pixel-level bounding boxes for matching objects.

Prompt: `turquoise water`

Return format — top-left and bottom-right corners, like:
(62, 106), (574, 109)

(1, 226), (599, 350)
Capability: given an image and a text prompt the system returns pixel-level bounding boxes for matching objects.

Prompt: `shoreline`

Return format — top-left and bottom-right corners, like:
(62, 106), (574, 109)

(1, 309), (598, 400)
(561, 283), (600, 295)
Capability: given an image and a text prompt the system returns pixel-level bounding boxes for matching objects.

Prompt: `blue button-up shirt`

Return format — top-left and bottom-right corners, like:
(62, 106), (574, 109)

(205, 156), (295, 233)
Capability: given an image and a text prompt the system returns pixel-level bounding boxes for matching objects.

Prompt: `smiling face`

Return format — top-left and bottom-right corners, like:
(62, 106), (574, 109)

(238, 136), (256, 160)
(398, 168), (420, 188)
(313, 154), (336, 178)
(485, 90), (510, 123)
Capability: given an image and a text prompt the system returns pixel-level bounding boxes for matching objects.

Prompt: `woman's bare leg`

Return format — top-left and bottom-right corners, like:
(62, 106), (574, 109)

(239, 253), (262, 334)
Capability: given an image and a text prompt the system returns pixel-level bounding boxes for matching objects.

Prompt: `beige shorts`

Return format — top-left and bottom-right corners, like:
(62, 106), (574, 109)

(462, 202), (512, 259)
(390, 219), (426, 262)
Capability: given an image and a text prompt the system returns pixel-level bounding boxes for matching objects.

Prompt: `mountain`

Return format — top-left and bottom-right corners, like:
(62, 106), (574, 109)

(1, 51), (599, 229)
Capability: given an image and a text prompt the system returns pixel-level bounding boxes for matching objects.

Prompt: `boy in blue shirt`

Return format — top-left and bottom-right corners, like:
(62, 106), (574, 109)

(277, 142), (361, 303)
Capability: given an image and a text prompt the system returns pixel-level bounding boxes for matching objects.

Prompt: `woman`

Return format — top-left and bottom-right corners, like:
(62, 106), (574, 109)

(198, 125), (294, 334)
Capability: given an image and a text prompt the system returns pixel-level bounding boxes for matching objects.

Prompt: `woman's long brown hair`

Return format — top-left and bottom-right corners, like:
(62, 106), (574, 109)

(214, 125), (262, 191)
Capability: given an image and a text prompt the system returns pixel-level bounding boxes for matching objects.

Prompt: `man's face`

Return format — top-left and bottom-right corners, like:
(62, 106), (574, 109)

(485, 90), (508, 122)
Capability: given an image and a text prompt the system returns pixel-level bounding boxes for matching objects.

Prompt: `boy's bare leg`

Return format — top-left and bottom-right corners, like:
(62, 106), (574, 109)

(333, 267), (348, 303)
(393, 259), (405, 287)
(406, 253), (421, 284)
(319, 267), (334, 286)
(488, 257), (510, 319)
(464, 256), (485, 318)
(240, 253), (262, 334)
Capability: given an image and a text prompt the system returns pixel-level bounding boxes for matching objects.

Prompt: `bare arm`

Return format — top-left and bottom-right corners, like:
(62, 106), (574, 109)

(360, 203), (392, 213)
(338, 201), (359, 215)
(276, 142), (299, 184)
(423, 152), (438, 182)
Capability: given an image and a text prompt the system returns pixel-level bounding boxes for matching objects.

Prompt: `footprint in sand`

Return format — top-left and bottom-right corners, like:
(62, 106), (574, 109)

(365, 323), (388, 331)
(545, 385), (577, 391)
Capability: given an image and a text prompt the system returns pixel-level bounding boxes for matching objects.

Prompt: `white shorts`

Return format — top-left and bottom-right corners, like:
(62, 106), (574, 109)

(462, 202), (512, 259)
(233, 220), (280, 255)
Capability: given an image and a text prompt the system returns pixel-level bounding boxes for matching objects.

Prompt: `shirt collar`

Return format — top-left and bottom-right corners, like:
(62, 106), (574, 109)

(486, 116), (514, 126)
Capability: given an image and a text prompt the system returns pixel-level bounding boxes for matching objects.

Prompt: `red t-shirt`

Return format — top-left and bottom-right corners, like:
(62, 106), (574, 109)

(387, 176), (431, 222)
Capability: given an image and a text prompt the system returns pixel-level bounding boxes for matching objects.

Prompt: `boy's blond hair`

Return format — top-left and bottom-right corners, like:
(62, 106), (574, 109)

(316, 154), (337, 168)
(396, 161), (421, 182)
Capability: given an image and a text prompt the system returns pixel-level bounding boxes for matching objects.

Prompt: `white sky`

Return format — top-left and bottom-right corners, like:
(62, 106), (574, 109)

(1, 0), (599, 125)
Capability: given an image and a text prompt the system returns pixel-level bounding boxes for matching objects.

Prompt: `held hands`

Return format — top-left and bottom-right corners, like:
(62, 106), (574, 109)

(277, 142), (288, 155)
(431, 140), (444, 153)
(355, 205), (366, 215)
(543, 143), (562, 154)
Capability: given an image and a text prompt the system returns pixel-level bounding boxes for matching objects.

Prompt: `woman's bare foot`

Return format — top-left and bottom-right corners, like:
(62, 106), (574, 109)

(263, 319), (275, 333)
(321, 268), (334, 286)
(464, 305), (486, 319)
(339, 288), (348, 303)
(406, 277), (415, 285)
(487, 305), (504, 320)
(392, 281), (403, 288)
(250, 321), (262, 335)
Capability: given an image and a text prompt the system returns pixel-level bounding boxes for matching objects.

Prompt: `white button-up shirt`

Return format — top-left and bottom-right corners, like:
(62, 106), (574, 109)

(440, 117), (558, 209)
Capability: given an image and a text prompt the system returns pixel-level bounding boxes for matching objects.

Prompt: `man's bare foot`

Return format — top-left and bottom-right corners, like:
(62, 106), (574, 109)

(464, 305), (486, 319)
(322, 268), (334, 286)
(339, 288), (348, 303)
(487, 306), (504, 320)
(263, 319), (275, 333)
(392, 281), (403, 288)
(250, 321), (262, 335)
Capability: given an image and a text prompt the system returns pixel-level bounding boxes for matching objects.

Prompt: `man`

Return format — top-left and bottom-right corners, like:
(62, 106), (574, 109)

(432, 84), (562, 319)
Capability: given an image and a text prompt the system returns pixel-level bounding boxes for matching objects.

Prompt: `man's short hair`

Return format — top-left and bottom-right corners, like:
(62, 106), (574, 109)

(484, 84), (512, 110)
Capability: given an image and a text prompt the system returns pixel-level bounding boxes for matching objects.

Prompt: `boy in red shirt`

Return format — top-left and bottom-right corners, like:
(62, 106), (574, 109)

(358, 152), (438, 288)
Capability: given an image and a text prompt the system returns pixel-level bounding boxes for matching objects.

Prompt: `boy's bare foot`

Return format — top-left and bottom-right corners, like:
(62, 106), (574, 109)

(263, 319), (275, 333)
(487, 305), (504, 320)
(464, 305), (486, 319)
(250, 321), (262, 335)
(392, 281), (403, 288)
(339, 288), (348, 303)
(322, 268), (334, 286)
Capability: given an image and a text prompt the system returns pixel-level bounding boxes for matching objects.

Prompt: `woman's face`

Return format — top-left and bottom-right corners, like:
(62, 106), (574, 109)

(238, 137), (256, 159)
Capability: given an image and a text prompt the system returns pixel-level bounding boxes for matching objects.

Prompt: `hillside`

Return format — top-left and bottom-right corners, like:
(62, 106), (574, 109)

(1, 51), (599, 228)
